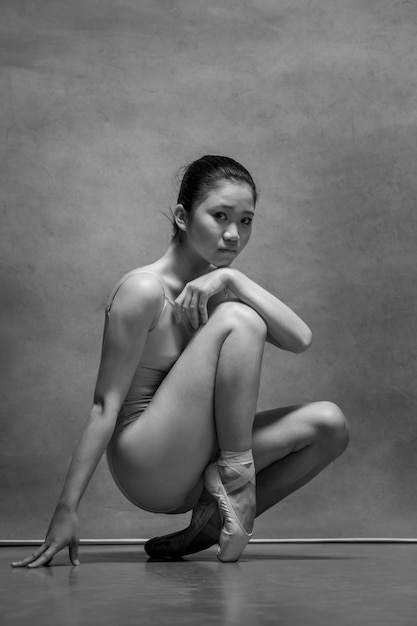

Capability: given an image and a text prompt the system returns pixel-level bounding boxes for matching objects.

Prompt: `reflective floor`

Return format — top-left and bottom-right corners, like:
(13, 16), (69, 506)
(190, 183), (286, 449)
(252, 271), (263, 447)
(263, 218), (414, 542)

(2, 544), (417, 625)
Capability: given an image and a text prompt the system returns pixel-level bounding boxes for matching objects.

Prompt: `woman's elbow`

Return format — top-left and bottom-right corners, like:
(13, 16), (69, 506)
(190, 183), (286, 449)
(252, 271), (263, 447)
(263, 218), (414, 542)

(90, 395), (119, 425)
(292, 326), (313, 353)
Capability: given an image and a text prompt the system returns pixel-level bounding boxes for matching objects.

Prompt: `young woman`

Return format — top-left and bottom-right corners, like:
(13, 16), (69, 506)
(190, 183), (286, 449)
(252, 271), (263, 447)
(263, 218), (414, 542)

(12, 155), (348, 567)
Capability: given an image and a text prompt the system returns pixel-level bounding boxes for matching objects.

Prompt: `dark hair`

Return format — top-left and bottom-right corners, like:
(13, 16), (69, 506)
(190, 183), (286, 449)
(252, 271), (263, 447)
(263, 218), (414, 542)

(172, 155), (257, 242)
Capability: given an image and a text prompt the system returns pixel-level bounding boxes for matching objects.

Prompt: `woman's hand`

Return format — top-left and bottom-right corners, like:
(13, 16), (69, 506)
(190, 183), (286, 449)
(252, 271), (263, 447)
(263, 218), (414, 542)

(11, 505), (80, 568)
(174, 268), (232, 329)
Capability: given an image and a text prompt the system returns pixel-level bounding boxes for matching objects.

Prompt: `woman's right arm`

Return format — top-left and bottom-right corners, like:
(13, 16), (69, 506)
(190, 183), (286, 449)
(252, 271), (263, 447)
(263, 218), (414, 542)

(11, 273), (164, 568)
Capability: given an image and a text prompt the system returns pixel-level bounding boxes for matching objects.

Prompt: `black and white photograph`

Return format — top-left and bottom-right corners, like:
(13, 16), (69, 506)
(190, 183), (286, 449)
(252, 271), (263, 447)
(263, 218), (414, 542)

(1, 1), (417, 624)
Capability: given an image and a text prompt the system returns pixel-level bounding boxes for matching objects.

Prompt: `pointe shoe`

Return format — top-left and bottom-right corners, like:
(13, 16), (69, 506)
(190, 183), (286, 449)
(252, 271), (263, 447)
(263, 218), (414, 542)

(204, 457), (255, 562)
(144, 501), (219, 558)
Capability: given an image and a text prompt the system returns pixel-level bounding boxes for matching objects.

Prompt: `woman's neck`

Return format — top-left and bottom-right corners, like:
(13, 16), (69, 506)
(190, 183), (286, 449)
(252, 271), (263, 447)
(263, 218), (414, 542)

(156, 241), (211, 286)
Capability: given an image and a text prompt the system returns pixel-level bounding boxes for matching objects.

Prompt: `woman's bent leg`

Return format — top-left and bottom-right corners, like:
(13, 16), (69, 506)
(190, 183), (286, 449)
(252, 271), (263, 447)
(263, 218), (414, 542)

(204, 304), (266, 559)
(252, 401), (349, 515)
(110, 301), (266, 514)
(148, 401), (348, 556)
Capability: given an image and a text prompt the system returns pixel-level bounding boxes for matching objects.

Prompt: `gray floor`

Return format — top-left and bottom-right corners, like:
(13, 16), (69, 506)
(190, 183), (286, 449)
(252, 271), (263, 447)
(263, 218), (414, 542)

(2, 543), (417, 625)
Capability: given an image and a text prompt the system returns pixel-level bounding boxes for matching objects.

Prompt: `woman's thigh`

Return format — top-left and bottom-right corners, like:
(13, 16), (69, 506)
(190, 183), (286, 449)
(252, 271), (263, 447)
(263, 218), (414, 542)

(109, 301), (262, 513)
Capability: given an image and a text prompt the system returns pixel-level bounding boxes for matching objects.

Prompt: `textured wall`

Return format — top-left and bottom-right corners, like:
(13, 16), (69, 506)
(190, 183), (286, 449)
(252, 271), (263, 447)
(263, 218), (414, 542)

(1, 0), (416, 539)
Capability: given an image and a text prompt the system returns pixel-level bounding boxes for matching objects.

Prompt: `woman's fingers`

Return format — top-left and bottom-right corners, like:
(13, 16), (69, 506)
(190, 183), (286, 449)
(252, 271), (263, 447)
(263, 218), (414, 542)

(198, 294), (209, 325)
(11, 544), (48, 568)
(11, 508), (80, 568)
(188, 291), (201, 329)
(27, 545), (60, 568)
(69, 539), (80, 566)
(174, 291), (186, 324)
(174, 290), (192, 325)
(175, 276), (221, 327)
(11, 541), (78, 568)
(180, 290), (208, 329)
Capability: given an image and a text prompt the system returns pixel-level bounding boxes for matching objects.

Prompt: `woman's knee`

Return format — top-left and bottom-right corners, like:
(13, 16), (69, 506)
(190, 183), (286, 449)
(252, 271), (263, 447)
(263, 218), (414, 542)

(313, 401), (349, 459)
(211, 300), (267, 338)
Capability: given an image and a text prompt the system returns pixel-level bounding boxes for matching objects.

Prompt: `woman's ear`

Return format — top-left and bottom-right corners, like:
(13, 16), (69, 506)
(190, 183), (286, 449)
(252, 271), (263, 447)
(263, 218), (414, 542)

(172, 204), (187, 233)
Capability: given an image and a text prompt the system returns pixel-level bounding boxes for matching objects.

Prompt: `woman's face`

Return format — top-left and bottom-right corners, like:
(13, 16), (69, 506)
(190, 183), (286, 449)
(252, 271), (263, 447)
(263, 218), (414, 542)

(184, 181), (255, 267)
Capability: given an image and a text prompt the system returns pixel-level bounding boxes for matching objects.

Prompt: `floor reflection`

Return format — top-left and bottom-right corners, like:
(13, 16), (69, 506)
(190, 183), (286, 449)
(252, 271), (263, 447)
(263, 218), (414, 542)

(3, 544), (417, 626)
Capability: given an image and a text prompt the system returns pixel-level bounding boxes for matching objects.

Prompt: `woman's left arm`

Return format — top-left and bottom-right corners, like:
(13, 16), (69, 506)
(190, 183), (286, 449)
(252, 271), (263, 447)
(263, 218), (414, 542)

(175, 268), (312, 354)
(225, 268), (312, 353)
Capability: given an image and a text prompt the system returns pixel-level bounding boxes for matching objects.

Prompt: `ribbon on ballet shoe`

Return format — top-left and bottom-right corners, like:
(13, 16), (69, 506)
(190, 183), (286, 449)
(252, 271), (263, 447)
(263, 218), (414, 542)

(204, 450), (255, 563)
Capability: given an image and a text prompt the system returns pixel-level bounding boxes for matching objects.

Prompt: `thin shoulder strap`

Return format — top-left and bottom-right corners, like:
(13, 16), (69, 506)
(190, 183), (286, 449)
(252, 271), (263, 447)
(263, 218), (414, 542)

(105, 270), (171, 331)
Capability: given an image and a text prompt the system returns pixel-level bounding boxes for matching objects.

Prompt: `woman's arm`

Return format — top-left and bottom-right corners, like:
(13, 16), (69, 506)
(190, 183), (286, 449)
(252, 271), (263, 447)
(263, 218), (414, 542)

(57, 273), (164, 512)
(225, 269), (312, 353)
(11, 273), (164, 568)
(174, 268), (312, 354)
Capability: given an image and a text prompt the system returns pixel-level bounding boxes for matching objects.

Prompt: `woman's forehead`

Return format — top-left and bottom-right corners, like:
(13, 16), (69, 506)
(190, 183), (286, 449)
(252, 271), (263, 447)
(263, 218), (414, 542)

(202, 181), (255, 208)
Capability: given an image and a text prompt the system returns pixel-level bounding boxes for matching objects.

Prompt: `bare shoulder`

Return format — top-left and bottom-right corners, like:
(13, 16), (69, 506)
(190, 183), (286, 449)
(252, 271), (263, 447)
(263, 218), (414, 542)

(108, 270), (164, 322)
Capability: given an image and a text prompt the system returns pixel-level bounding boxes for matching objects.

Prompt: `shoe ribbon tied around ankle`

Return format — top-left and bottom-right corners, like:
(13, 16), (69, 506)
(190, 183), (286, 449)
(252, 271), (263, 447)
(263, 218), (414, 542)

(204, 456), (255, 563)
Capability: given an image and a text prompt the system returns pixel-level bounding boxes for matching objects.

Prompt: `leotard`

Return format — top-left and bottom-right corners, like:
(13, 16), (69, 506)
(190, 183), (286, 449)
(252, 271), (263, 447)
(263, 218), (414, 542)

(105, 268), (229, 512)
(104, 269), (195, 436)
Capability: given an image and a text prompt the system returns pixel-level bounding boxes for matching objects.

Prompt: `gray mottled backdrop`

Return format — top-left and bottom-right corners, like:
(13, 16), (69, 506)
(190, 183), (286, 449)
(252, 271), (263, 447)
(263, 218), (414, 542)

(1, 0), (416, 539)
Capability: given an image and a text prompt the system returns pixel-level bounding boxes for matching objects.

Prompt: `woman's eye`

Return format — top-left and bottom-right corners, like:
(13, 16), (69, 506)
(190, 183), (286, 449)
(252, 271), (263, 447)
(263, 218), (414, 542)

(241, 218), (253, 226)
(214, 212), (227, 220)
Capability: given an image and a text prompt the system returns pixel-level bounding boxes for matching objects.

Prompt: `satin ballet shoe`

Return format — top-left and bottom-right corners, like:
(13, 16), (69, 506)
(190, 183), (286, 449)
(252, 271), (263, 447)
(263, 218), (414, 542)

(144, 501), (220, 559)
(204, 455), (255, 562)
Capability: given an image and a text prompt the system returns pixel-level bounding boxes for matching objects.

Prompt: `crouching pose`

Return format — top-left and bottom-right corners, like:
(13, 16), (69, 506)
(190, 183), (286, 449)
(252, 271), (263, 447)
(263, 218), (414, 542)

(12, 155), (348, 567)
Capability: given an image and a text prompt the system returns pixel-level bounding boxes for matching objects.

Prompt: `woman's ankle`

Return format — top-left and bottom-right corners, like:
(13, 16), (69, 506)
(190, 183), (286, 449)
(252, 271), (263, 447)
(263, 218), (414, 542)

(218, 449), (254, 482)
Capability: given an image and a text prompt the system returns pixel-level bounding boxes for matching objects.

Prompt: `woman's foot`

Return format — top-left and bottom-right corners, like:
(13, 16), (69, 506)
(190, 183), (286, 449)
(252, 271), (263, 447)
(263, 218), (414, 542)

(144, 500), (221, 559)
(204, 450), (256, 562)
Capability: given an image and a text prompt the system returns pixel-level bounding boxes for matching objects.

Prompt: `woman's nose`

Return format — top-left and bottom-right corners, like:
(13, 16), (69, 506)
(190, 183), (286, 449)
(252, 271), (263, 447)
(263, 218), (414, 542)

(223, 225), (240, 241)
